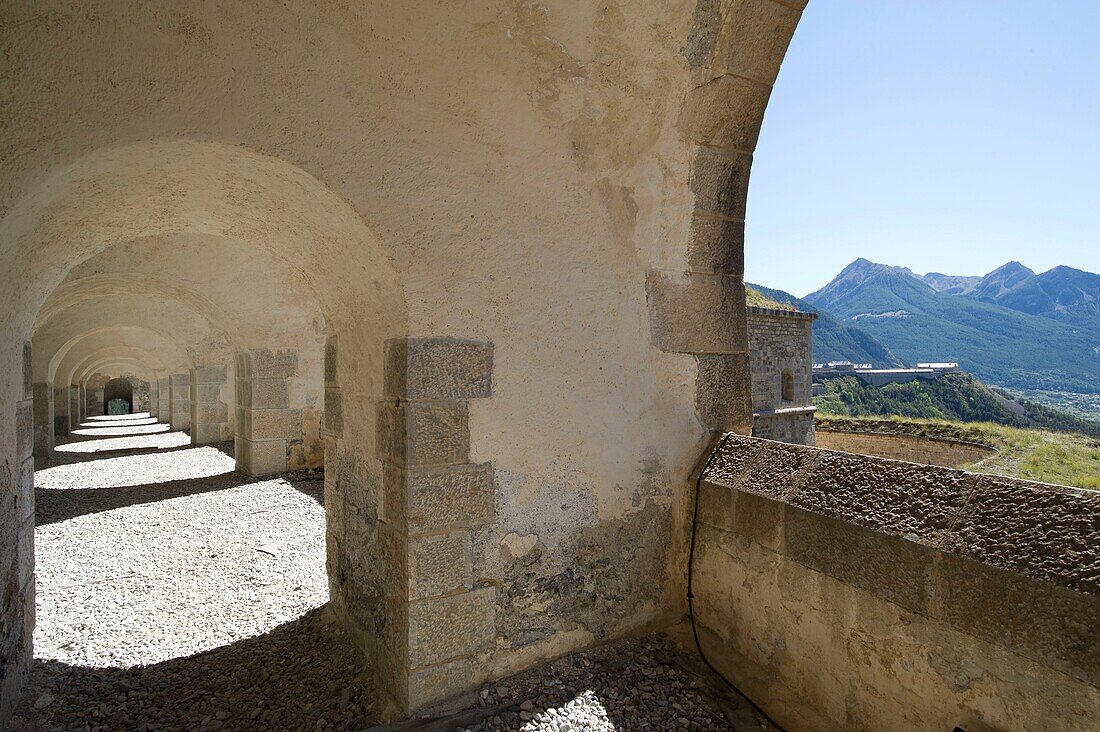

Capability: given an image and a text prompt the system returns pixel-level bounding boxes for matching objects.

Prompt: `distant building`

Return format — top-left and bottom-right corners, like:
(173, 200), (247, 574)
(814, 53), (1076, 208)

(747, 306), (817, 446)
(813, 360), (964, 387)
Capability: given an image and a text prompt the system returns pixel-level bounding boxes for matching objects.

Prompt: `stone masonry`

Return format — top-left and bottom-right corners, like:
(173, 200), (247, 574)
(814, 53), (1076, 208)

(746, 306), (816, 445)
(190, 364), (230, 444)
(156, 377), (170, 424)
(169, 373), (190, 432)
(377, 337), (496, 712)
(235, 349), (301, 476)
(1, 343), (35, 722)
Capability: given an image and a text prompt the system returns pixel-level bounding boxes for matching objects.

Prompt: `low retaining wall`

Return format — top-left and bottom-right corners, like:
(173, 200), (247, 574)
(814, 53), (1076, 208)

(694, 436), (1099, 731)
(816, 429), (994, 468)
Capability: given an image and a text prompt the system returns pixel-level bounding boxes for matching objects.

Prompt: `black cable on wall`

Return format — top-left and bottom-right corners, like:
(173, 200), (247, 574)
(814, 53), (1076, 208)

(686, 432), (787, 732)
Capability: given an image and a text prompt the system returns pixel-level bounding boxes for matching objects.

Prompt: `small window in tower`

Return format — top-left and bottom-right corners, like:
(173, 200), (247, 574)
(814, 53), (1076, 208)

(781, 369), (794, 403)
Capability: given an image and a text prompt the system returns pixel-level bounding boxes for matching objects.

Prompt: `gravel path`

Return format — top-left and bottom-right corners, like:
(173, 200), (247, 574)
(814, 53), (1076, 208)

(15, 415), (376, 731)
(441, 636), (771, 732)
(16, 415), (774, 731)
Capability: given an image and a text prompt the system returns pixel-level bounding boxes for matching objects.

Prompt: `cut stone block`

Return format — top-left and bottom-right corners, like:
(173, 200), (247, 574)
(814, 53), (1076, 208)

(683, 73), (771, 151)
(687, 212), (745, 276)
(243, 348), (298, 379)
(408, 531), (473, 600)
(192, 364), (228, 384)
(377, 401), (470, 468)
(407, 658), (475, 711)
(646, 270), (746, 354)
(695, 353), (753, 432)
(325, 387), (343, 437)
(248, 408), (302, 441)
(407, 464), (495, 532)
(408, 586), (496, 667)
(385, 337), (493, 400)
(235, 437), (288, 476)
(690, 146), (752, 221)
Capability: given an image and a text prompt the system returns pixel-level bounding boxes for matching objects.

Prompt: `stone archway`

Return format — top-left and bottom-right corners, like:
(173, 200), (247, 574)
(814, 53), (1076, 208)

(1, 2), (809, 724)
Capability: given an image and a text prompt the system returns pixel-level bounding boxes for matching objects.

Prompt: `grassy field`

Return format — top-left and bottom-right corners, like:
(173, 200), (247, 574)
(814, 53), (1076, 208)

(816, 415), (1100, 490)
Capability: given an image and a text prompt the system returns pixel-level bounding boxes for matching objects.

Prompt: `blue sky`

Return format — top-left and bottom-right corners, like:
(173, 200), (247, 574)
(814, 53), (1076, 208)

(744, 1), (1100, 297)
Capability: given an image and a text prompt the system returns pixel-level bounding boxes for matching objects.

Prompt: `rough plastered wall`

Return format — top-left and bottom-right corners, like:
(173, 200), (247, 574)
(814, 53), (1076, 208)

(815, 430), (997, 469)
(747, 307), (816, 445)
(695, 436), (1100, 731)
(0, 0), (808, 719)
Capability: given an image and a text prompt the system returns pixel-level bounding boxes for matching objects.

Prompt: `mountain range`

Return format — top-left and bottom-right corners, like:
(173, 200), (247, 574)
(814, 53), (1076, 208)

(796, 259), (1100, 395)
(748, 283), (906, 368)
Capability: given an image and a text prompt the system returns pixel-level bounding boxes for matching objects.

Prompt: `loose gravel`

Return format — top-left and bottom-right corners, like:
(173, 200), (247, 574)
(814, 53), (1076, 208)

(15, 415), (376, 731)
(439, 636), (771, 732)
(16, 415), (775, 731)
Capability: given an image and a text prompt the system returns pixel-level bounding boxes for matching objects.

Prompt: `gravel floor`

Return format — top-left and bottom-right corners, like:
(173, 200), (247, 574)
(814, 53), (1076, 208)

(15, 415), (376, 731)
(434, 635), (772, 732)
(15, 415), (774, 731)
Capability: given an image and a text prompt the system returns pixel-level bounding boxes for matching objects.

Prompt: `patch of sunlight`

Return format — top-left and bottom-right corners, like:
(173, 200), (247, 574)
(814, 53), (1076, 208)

(34, 478), (327, 668)
(56, 430), (192, 454)
(520, 690), (616, 731)
(72, 421), (167, 436)
(37, 445), (235, 490)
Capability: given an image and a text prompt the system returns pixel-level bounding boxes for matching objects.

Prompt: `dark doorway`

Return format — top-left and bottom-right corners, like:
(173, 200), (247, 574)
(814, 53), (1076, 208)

(103, 378), (134, 415)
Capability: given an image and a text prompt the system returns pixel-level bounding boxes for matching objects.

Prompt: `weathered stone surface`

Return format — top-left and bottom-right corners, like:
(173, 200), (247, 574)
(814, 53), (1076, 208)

(815, 430), (994, 469)
(32, 383), (53, 457)
(191, 401), (228, 426)
(694, 354), (752, 432)
(385, 337), (493, 401)
(406, 658), (474, 711)
(191, 364), (227, 384)
(324, 387), (343, 437)
(407, 464), (495, 532)
(689, 146), (751, 220)
(683, 73), (771, 151)
(238, 378), (289, 410)
(15, 401), (33, 461)
(711, 0), (803, 84)
(243, 348), (298, 379)
(408, 587), (495, 667)
(785, 506), (935, 614)
(738, 439), (817, 501)
(646, 270), (746, 354)
(244, 408), (302, 441)
(324, 337), (338, 385)
(792, 447), (973, 545)
(235, 437), (288, 476)
(935, 553), (1100, 685)
(409, 531), (473, 600)
(21, 341), (33, 401)
(686, 212), (744, 276)
(191, 383), (224, 404)
(377, 401), (470, 468)
(700, 440), (757, 494)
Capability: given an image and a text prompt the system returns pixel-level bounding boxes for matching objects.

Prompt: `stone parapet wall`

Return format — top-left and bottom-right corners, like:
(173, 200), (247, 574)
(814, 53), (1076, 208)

(694, 435), (1100, 731)
(816, 429), (995, 469)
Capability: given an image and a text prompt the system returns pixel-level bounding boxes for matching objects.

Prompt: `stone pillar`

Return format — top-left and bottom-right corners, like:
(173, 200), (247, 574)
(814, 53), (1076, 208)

(374, 337), (496, 714)
(52, 386), (69, 438)
(86, 384), (104, 418)
(235, 349), (299, 475)
(157, 377), (170, 423)
(169, 372), (190, 432)
(2, 342), (37, 723)
(69, 385), (81, 431)
(148, 379), (159, 420)
(31, 381), (53, 457)
(190, 364), (229, 444)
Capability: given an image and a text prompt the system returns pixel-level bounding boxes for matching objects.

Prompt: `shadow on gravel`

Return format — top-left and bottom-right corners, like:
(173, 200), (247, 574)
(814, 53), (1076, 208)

(14, 605), (378, 731)
(35, 469), (259, 527)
